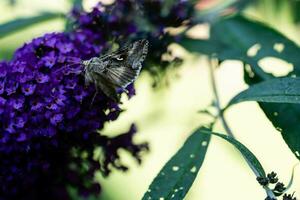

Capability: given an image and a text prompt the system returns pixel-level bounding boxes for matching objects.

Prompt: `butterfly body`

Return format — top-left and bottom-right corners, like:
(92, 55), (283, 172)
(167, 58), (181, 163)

(82, 39), (149, 101)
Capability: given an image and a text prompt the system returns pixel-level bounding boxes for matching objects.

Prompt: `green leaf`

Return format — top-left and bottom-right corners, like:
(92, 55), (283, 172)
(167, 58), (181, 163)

(71, 0), (83, 10)
(283, 163), (299, 193)
(227, 77), (300, 107)
(200, 129), (266, 178)
(194, 0), (253, 22)
(0, 12), (64, 39)
(161, 0), (175, 17)
(142, 127), (211, 200)
(143, 127), (267, 200)
(179, 15), (300, 160)
(8, 0), (17, 6)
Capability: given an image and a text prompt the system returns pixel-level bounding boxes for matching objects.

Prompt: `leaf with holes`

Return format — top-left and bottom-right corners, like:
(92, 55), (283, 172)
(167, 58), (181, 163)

(142, 127), (211, 200)
(180, 15), (300, 160)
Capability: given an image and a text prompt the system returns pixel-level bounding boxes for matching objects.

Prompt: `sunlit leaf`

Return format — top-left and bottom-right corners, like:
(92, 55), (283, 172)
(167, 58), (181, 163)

(142, 127), (211, 200)
(0, 12), (64, 39)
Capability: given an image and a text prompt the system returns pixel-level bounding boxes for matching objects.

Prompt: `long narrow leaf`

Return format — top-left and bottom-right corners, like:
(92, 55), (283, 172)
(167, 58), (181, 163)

(283, 163), (299, 193)
(142, 127), (211, 200)
(201, 130), (266, 178)
(226, 78), (300, 108)
(0, 12), (64, 39)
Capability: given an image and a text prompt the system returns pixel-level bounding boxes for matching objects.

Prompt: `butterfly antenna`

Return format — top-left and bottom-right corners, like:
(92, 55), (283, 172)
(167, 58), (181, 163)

(66, 56), (81, 62)
(53, 62), (83, 74)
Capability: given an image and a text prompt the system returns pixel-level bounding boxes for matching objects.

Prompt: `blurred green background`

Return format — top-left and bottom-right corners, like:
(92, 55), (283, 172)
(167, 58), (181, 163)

(0, 0), (299, 199)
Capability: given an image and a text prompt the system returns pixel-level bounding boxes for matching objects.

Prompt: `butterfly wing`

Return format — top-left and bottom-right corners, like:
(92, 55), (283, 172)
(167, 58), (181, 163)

(105, 64), (141, 88)
(83, 39), (148, 101)
(93, 73), (119, 102)
(100, 39), (148, 88)
(129, 39), (148, 69)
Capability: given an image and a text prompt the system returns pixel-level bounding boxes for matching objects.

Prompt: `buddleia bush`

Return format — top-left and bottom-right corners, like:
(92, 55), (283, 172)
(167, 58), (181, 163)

(2, 0), (299, 200)
(0, 0), (195, 199)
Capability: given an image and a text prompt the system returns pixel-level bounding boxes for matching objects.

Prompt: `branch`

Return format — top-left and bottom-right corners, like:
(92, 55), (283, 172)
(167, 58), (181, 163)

(208, 58), (276, 199)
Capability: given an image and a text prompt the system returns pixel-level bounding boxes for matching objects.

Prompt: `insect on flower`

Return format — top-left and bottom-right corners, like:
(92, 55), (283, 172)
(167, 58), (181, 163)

(82, 39), (148, 102)
(61, 39), (149, 102)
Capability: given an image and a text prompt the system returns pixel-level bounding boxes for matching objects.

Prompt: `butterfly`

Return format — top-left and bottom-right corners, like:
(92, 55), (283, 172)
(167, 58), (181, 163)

(81, 39), (148, 102)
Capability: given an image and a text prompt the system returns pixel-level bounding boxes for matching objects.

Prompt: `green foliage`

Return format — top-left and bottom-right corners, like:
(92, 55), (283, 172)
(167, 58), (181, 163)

(1, 1), (298, 198)
(201, 129), (266, 178)
(283, 163), (299, 193)
(142, 127), (211, 200)
(180, 15), (300, 160)
(142, 128), (267, 199)
(227, 77), (300, 106)
(7, 0), (17, 6)
(161, 0), (175, 16)
(70, 0), (83, 10)
(194, 0), (253, 22)
(0, 12), (64, 39)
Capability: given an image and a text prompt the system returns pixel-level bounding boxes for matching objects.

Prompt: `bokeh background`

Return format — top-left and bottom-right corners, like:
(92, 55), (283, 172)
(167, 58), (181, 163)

(0, 0), (299, 199)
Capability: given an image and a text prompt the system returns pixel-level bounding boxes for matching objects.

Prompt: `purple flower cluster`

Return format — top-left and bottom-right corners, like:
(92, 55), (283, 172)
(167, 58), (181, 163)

(0, 0), (194, 199)
(72, 0), (194, 77)
(0, 30), (148, 199)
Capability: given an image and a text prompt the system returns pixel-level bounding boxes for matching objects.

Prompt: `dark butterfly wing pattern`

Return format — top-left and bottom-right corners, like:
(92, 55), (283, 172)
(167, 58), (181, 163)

(94, 74), (119, 102)
(105, 65), (139, 88)
(83, 39), (149, 101)
(104, 39), (148, 87)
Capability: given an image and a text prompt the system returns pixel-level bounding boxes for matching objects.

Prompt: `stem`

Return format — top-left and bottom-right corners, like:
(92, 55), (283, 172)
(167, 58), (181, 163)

(208, 59), (234, 138)
(208, 58), (276, 199)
